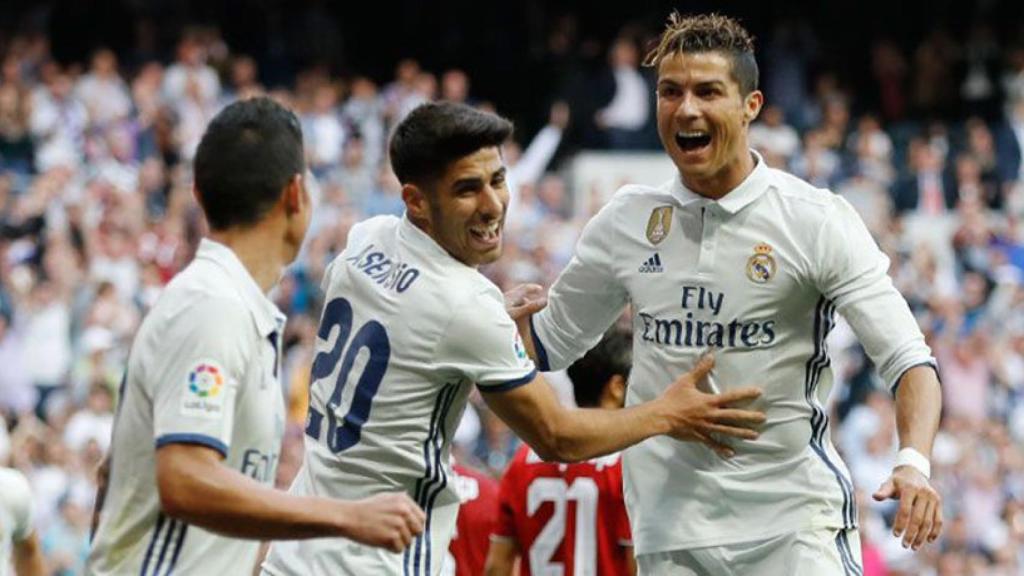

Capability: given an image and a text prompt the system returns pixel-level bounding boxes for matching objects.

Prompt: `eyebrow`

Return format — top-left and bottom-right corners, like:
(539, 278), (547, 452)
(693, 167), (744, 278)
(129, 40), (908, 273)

(453, 167), (506, 189)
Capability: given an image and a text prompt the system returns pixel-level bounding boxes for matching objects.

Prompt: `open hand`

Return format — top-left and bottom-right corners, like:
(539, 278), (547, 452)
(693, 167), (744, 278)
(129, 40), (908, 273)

(873, 466), (943, 550)
(659, 355), (765, 457)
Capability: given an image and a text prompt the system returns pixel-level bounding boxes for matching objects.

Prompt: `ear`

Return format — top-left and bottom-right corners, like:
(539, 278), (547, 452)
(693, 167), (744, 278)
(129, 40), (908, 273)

(282, 173), (305, 217)
(603, 374), (628, 409)
(402, 183), (431, 228)
(743, 90), (764, 125)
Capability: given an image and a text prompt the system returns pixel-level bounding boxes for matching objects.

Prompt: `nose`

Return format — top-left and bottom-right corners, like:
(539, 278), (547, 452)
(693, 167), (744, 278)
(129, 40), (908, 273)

(478, 184), (505, 220)
(677, 92), (700, 121)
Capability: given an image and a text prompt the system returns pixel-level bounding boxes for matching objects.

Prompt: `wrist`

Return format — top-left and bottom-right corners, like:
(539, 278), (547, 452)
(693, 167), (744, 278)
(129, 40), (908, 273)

(895, 447), (931, 479)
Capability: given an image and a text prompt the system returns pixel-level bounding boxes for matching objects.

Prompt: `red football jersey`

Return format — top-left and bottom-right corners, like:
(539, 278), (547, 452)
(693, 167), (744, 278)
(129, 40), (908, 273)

(448, 463), (500, 576)
(493, 445), (632, 576)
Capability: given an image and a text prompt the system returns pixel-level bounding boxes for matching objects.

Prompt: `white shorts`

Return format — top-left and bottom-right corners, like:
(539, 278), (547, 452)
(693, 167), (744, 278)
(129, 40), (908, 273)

(636, 528), (863, 576)
(262, 502), (458, 576)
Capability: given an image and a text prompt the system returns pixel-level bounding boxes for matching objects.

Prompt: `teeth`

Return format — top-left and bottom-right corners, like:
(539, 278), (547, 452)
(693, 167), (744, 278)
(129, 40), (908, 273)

(470, 223), (500, 239)
(677, 131), (708, 138)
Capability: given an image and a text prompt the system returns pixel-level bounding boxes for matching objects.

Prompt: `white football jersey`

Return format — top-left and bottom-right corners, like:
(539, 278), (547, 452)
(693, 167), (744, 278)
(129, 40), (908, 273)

(88, 239), (286, 575)
(531, 151), (936, 554)
(264, 216), (536, 576)
(0, 467), (33, 576)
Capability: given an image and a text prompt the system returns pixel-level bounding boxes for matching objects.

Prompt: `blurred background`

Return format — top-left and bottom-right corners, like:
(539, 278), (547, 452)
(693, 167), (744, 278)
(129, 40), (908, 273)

(1, 1), (1024, 574)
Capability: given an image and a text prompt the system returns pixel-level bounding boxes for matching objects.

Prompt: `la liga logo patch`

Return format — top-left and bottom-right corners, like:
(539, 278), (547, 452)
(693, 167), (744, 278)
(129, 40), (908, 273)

(181, 360), (228, 419)
(189, 363), (224, 398)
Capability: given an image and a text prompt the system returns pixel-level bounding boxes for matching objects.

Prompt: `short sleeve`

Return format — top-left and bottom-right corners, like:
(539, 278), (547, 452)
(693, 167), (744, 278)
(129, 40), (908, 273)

(152, 297), (253, 457)
(813, 195), (936, 391)
(435, 288), (536, 392)
(531, 200), (628, 371)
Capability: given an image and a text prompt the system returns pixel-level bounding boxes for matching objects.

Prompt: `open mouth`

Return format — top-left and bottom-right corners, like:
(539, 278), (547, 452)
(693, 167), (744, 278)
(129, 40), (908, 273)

(469, 222), (501, 247)
(675, 130), (712, 153)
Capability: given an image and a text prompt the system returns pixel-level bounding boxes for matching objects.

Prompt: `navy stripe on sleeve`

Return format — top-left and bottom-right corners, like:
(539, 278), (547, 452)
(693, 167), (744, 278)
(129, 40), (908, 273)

(155, 434), (229, 457)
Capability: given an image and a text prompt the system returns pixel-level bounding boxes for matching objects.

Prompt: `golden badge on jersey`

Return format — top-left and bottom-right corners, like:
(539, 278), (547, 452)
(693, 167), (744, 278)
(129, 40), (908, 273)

(646, 206), (673, 245)
(746, 243), (777, 283)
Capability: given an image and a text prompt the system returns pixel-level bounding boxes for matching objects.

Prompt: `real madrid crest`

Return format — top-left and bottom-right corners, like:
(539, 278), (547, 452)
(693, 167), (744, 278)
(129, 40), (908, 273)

(646, 206), (673, 245)
(746, 243), (777, 283)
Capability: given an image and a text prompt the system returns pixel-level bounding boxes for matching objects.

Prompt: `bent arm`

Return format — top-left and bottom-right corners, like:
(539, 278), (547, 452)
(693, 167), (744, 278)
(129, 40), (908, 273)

(156, 444), (355, 540)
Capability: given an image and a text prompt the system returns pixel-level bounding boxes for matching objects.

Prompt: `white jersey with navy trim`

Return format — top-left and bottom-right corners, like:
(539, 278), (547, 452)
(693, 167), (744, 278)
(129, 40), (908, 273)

(531, 151), (936, 554)
(87, 239), (286, 576)
(264, 215), (536, 576)
(0, 467), (34, 576)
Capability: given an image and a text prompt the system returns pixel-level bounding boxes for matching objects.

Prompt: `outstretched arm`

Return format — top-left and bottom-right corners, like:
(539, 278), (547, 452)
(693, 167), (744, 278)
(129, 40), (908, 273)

(482, 355), (764, 462)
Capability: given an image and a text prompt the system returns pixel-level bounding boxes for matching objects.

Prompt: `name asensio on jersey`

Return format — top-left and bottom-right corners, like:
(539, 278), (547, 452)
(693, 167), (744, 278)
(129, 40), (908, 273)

(639, 285), (777, 349)
(344, 243), (421, 293)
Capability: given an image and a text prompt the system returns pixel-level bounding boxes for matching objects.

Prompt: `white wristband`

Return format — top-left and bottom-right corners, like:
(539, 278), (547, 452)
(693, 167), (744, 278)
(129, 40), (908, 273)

(895, 448), (931, 479)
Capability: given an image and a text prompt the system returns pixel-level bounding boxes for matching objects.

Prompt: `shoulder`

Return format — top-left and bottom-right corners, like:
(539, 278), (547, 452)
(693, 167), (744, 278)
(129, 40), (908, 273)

(762, 167), (847, 227)
(348, 215), (402, 245)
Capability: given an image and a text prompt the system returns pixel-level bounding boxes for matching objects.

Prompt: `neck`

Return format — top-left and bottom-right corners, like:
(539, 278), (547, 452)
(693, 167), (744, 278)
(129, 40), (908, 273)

(682, 150), (757, 200)
(208, 227), (289, 293)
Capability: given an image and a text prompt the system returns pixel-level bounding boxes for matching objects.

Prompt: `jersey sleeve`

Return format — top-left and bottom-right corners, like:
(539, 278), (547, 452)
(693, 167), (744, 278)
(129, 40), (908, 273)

(813, 195), (937, 393)
(435, 288), (537, 392)
(151, 297), (253, 457)
(530, 200), (628, 371)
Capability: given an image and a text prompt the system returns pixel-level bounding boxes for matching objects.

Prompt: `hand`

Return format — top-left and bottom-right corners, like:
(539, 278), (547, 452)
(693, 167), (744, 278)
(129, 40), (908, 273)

(549, 101), (570, 130)
(343, 492), (426, 553)
(504, 283), (547, 321)
(873, 465), (943, 550)
(658, 355), (765, 457)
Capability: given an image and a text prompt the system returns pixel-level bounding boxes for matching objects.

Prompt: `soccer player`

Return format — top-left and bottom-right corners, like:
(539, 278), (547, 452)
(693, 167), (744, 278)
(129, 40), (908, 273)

(444, 461), (500, 575)
(0, 466), (45, 576)
(514, 13), (944, 576)
(262, 101), (766, 576)
(485, 329), (636, 576)
(87, 97), (425, 576)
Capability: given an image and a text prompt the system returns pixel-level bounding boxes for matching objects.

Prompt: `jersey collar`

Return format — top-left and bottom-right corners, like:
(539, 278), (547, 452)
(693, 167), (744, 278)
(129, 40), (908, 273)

(195, 238), (286, 337)
(399, 214), (473, 268)
(670, 150), (771, 215)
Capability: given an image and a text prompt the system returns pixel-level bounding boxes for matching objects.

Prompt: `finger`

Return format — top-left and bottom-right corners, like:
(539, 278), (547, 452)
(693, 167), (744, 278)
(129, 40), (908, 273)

(711, 408), (768, 425)
(688, 354), (716, 383)
(902, 492), (929, 549)
(872, 479), (895, 501)
(700, 422), (759, 440)
(694, 431), (734, 458)
(892, 490), (916, 538)
(407, 507), (426, 533)
(713, 387), (763, 405)
(928, 500), (944, 543)
(911, 498), (936, 550)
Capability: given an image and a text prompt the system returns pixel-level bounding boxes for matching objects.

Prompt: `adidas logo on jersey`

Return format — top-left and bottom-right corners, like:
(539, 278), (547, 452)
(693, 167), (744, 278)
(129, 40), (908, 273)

(639, 253), (663, 273)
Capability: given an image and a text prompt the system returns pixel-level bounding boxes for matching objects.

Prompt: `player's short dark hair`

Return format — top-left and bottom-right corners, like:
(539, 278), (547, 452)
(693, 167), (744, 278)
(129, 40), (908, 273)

(567, 329), (632, 409)
(193, 96), (304, 231)
(389, 102), (513, 188)
(643, 12), (759, 96)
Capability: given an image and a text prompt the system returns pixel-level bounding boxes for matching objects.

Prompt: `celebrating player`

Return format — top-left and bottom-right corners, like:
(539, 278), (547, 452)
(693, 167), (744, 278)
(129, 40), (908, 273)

(262, 101), (766, 576)
(87, 97), (425, 576)
(514, 13), (943, 575)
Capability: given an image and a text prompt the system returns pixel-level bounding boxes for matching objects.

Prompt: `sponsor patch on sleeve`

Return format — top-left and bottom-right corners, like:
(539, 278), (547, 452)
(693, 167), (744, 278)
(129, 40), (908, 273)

(180, 360), (227, 419)
(513, 332), (530, 366)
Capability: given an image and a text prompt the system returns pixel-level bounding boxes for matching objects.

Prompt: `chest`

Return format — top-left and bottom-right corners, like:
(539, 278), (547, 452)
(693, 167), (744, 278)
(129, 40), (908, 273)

(620, 205), (817, 342)
(231, 336), (285, 483)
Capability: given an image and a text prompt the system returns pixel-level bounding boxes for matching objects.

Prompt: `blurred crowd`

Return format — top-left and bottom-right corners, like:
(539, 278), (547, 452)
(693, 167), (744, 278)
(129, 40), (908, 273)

(1, 11), (1024, 576)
